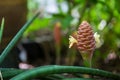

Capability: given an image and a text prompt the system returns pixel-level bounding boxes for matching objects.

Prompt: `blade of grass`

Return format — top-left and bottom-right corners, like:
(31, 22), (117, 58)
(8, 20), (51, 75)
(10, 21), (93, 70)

(0, 71), (3, 80)
(47, 74), (65, 79)
(0, 18), (5, 43)
(0, 12), (39, 64)
(10, 65), (120, 80)
(61, 78), (95, 80)
(1, 68), (64, 79)
(0, 68), (25, 79)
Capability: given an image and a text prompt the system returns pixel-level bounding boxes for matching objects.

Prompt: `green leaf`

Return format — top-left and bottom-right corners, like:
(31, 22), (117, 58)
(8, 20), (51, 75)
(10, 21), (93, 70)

(0, 68), (25, 79)
(10, 65), (120, 80)
(0, 18), (5, 43)
(61, 78), (95, 80)
(0, 12), (39, 64)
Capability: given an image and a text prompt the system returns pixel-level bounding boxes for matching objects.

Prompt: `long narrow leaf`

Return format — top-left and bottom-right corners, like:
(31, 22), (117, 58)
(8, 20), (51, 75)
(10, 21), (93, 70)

(0, 12), (39, 64)
(0, 68), (25, 79)
(61, 78), (95, 80)
(10, 65), (120, 80)
(0, 18), (5, 43)
(0, 71), (3, 80)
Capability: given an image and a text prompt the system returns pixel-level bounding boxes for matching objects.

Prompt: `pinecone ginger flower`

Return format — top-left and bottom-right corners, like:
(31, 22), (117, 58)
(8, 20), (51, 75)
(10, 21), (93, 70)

(69, 21), (100, 67)
(77, 21), (95, 54)
(69, 21), (96, 52)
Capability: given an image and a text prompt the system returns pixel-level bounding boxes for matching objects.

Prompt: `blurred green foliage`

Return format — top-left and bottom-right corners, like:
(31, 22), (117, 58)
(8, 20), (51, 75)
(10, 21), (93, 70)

(25, 0), (120, 67)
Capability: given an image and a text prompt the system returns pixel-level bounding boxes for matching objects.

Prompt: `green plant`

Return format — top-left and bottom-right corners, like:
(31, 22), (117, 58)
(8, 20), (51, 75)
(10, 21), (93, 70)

(0, 18), (4, 43)
(1, 65), (120, 80)
(0, 17), (5, 80)
(0, 12), (39, 64)
(0, 12), (120, 80)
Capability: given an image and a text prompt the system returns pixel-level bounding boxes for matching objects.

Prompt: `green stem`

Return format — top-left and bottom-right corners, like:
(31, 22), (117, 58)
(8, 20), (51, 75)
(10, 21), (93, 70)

(48, 74), (65, 79)
(80, 51), (93, 68)
(0, 68), (25, 79)
(83, 58), (92, 68)
(61, 78), (95, 80)
(0, 70), (3, 80)
(56, 45), (61, 64)
(42, 74), (65, 80)
(10, 65), (120, 80)
(0, 18), (5, 43)
(1, 68), (64, 79)
(0, 12), (39, 64)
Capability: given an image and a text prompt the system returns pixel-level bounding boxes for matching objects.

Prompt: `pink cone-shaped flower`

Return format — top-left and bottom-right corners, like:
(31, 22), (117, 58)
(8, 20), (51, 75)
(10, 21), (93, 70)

(77, 21), (95, 54)
(69, 21), (96, 67)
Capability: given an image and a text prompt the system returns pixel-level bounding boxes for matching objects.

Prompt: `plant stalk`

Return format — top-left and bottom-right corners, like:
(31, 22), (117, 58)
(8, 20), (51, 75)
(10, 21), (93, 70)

(0, 18), (5, 43)
(10, 65), (120, 80)
(56, 45), (61, 64)
(0, 12), (39, 65)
